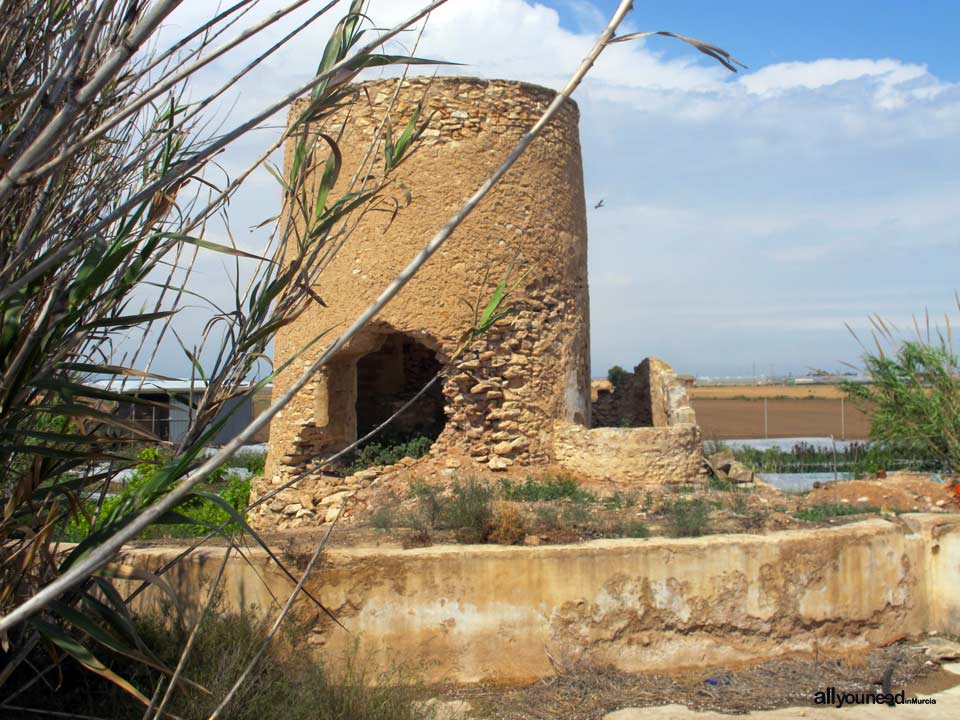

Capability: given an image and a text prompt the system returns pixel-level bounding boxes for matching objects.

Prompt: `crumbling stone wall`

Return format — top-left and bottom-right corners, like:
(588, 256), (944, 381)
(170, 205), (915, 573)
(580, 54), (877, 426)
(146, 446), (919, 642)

(591, 357), (697, 428)
(253, 77), (592, 528)
(553, 421), (704, 484)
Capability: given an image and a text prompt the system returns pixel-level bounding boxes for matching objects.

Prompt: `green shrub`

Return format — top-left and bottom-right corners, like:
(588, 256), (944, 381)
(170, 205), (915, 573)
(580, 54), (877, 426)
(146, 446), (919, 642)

(707, 475), (752, 493)
(441, 479), (494, 544)
(343, 431), (436, 474)
(62, 447), (251, 542)
(560, 503), (592, 528)
(369, 505), (399, 531)
(225, 449), (267, 477)
(731, 494), (749, 515)
(533, 506), (561, 532)
(665, 498), (712, 537)
(615, 519), (650, 539)
(602, 490), (639, 510)
(499, 475), (595, 503)
(409, 481), (443, 529)
(607, 364), (629, 387)
(793, 503), (882, 522)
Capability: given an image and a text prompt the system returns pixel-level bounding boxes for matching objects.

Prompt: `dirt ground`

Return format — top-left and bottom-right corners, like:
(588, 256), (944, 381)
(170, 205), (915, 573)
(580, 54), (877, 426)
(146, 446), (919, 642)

(802, 473), (957, 513)
(692, 398), (871, 441)
(211, 471), (960, 555)
(687, 384), (872, 441)
(441, 640), (959, 719)
(690, 385), (850, 400)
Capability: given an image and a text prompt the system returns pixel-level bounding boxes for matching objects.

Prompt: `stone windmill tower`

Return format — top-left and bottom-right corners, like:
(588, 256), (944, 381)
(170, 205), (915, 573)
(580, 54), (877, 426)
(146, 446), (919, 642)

(260, 76), (590, 487)
(251, 77), (702, 529)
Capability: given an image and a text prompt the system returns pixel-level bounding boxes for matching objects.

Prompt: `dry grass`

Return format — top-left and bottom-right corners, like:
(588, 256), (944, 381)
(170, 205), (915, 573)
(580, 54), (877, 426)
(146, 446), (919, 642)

(448, 641), (947, 719)
(7, 602), (436, 720)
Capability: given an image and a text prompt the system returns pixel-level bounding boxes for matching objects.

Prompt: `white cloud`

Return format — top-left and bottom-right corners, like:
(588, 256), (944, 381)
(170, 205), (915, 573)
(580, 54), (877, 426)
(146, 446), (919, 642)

(741, 58), (927, 93)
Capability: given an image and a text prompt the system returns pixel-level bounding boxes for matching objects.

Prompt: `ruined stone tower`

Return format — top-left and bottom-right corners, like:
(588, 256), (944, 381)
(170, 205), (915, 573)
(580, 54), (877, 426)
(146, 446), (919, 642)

(257, 77), (591, 511)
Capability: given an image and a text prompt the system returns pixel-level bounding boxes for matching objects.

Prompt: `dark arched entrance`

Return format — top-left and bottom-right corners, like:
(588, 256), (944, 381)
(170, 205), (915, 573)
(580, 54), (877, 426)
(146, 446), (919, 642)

(355, 333), (445, 439)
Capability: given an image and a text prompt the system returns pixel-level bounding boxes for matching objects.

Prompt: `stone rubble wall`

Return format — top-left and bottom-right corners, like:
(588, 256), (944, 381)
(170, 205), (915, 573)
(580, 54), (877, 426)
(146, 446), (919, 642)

(553, 421), (704, 485)
(591, 357), (697, 428)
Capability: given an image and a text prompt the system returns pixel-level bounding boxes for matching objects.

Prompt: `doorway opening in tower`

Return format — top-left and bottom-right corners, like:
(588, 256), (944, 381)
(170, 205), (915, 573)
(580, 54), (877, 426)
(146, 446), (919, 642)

(355, 332), (445, 449)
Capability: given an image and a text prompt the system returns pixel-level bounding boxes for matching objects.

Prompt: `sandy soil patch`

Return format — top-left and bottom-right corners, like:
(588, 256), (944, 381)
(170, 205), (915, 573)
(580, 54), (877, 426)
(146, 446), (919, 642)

(802, 472), (957, 513)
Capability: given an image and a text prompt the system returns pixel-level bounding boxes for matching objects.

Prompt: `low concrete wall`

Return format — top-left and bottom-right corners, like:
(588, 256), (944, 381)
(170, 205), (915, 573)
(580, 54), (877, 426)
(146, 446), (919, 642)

(119, 515), (960, 684)
(552, 420), (704, 484)
(910, 514), (960, 632)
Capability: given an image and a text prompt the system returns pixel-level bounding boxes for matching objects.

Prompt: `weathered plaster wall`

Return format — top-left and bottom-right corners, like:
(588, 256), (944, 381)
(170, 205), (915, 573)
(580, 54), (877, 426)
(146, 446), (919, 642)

(119, 515), (960, 685)
(910, 514), (960, 633)
(256, 77), (591, 529)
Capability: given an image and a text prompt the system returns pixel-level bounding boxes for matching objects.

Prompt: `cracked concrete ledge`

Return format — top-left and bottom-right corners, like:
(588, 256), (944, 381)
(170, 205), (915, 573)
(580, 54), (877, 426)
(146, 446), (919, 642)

(117, 514), (960, 685)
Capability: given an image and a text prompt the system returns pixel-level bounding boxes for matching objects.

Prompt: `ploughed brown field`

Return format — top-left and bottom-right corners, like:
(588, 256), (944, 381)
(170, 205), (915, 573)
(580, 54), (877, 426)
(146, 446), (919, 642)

(689, 384), (871, 440)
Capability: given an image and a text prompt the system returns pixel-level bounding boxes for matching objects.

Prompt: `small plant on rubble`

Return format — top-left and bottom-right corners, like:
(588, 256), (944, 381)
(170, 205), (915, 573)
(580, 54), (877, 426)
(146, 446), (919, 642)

(442, 479), (495, 544)
(410, 480), (444, 528)
(665, 498), (712, 537)
(612, 518), (650, 539)
(489, 504), (527, 545)
(343, 431), (437, 474)
(500, 474), (595, 503)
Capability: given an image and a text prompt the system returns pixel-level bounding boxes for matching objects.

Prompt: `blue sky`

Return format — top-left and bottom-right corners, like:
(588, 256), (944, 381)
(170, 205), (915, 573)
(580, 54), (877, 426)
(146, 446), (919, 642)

(555, 1), (960, 81)
(157, 1), (960, 380)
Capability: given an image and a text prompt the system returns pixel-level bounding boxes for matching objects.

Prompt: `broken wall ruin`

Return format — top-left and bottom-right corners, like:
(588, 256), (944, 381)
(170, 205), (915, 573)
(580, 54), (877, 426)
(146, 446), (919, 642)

(590, 357), (698, 428)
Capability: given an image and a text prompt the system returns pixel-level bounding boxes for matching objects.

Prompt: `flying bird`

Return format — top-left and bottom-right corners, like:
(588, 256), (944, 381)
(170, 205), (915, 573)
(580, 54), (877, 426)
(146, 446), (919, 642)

(594, 199), (604, 209)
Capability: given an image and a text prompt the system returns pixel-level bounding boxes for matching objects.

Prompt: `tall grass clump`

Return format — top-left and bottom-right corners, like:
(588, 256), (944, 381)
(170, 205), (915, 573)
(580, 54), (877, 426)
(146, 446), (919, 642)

(0, 0), (450, 708)
(844, 312), (960, 473)
(7, 601), (434, 720)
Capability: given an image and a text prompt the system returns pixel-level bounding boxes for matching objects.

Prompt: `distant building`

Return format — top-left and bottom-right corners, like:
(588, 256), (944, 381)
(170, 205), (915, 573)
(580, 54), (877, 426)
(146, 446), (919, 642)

(91, 379), (271, 446)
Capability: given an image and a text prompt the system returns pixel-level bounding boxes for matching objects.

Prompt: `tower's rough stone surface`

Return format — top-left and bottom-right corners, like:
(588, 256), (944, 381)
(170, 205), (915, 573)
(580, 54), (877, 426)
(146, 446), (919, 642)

(253, 77), (592, 528)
